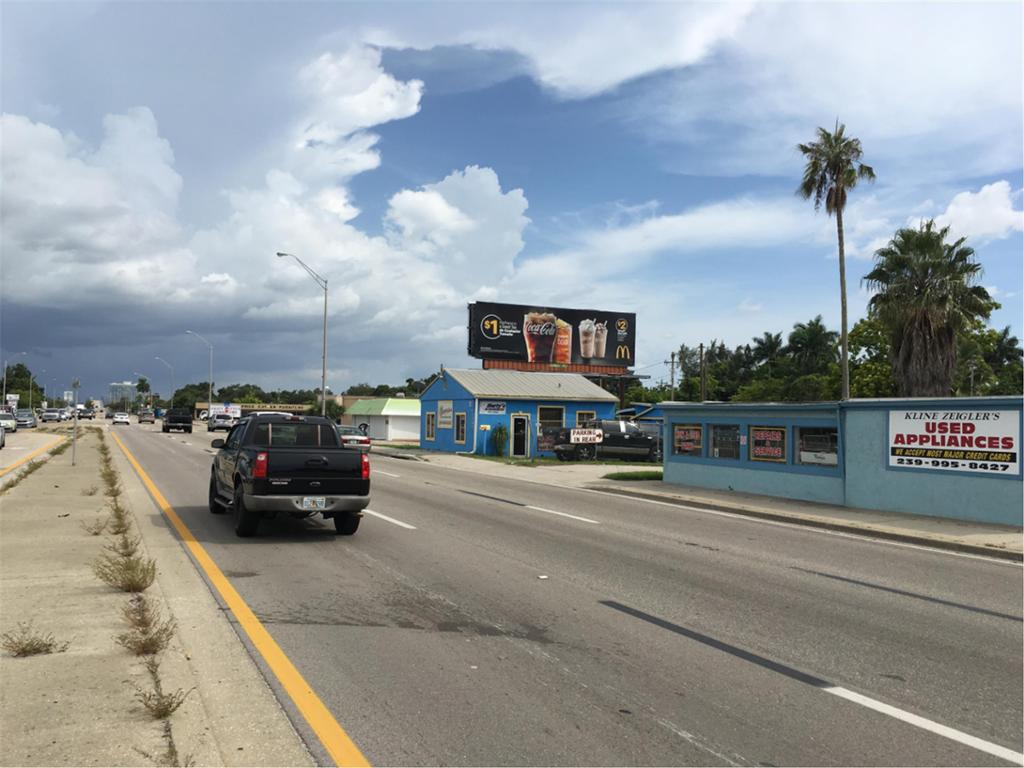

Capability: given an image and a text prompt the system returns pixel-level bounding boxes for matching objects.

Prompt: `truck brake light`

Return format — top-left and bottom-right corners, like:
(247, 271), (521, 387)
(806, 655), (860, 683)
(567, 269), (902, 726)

(361, 452), (370, 480)
(253, 452), (268, 479)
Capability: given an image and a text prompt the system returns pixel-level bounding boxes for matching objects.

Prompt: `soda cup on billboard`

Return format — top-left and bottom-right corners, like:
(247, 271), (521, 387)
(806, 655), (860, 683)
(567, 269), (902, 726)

(523, 312), (557, 362)
(553, 319), (573, 364)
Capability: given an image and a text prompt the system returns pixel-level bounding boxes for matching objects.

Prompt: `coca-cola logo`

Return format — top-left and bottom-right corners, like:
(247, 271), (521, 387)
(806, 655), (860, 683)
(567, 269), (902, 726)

(525, 322), (556, 335)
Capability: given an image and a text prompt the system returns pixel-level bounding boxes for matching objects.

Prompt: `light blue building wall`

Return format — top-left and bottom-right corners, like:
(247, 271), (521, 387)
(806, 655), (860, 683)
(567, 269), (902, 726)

(662, 397), (1023, 526)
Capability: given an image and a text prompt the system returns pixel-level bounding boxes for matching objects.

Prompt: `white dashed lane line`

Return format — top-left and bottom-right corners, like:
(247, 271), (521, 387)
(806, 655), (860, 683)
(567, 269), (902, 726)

(373, 469), (400, 478)
(364, 509), (416, 530)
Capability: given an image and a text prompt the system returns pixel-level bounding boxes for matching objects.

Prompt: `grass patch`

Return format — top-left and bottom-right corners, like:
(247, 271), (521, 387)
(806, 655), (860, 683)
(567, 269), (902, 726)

(1, 621), (71, 657)
(117, 596), (176, 656)
(135, 657), (193, 719)
(50, 440), (71, 456)
(93, 553), (156, 592)
(602, 470), (664, 481)
(0, 460), (44, 494)
(81, 515), (109, 535)
(105, 532), (142, 558)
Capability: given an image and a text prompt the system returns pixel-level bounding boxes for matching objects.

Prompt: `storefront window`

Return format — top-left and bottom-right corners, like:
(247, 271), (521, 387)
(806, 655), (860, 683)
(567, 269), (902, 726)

(796, 426), (838, 466)
(455, 413), (466, 444)
(749, 426), (786, 463)
(673, 424), (703, 456)
(425, 412), (436, 441)
(576, 410), (596, 427)
(537, 406), (564, 451)
(710, 424), (740, 459)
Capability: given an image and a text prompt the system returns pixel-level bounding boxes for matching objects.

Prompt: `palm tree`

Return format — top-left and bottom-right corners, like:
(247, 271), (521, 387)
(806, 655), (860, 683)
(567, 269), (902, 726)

(986, 326), (1023, 370)
(797, 121), (876, 400)
(752, 332), (784, 377)
(864, 220), (995, 397)
(787, 316), (838, 375)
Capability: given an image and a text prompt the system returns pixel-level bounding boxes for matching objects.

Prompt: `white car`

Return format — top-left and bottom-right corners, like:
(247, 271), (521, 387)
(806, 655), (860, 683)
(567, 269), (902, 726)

(113, 412), (131, 426)
(0, 411), (17, 433)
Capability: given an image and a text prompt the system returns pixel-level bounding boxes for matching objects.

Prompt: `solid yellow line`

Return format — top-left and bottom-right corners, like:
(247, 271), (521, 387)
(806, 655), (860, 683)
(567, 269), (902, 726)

(0, 435), (66, 476)
(109, 430), (371, 768)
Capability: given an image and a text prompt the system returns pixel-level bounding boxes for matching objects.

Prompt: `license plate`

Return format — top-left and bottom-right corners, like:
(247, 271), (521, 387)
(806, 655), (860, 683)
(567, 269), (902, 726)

(301, 497), (326, 510)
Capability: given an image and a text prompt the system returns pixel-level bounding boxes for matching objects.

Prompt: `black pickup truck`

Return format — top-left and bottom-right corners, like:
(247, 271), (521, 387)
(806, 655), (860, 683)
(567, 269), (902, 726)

(208, 413), (370, 537)
(552, 419), (661, 462)
(162, 408), (193, 433)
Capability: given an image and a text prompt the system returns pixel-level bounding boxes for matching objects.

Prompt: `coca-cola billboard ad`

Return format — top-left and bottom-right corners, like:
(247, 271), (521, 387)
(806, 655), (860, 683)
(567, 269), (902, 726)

(468, 302), (637, 366)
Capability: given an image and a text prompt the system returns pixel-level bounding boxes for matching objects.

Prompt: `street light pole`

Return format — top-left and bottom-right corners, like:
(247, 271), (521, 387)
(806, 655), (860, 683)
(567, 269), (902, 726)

(276, 251), (328, 418)
(185, 330), (214, 419)
(2, 351), (26, 405)
(155, 357), (175, 408)
(29, 369), (43, 412)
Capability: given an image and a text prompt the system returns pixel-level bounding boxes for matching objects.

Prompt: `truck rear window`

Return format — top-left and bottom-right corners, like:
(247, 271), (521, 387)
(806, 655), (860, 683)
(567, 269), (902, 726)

(250, 422), (335, 447)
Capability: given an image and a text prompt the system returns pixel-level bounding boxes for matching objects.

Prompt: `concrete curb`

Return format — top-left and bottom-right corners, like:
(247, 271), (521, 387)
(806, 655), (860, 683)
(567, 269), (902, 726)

(587, 485), (1024, 562)
(372, 447), (425, 461)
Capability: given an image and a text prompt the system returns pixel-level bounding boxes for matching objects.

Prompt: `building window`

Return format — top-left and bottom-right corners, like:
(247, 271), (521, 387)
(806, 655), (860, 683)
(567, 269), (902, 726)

(455, 413), (467, 444)
(673, 424), (703, 456)
(710, 424), (740, 459)
(425, 412), (436, 441)
(576, 410), (596, 427)
(796, 426), (839, 466)
(538, 406), (564, 429)
(749, 426), (786, 463)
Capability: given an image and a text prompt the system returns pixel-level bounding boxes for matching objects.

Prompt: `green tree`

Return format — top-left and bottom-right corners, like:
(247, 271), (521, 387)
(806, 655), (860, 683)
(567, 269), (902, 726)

(787, 316), (838, 376)
(848, 318), (896, 398)
(864, 220), (996, 397)
(798, 121), (876, 400)
(752, 332), (784, 378)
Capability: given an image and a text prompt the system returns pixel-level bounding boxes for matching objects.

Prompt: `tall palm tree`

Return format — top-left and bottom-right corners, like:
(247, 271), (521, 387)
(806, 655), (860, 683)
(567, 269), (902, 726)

(798, 121), (876, 400)
(752, 332), (784, 377)
(787, 316), (838, 375)
(864, 220), (995, 396)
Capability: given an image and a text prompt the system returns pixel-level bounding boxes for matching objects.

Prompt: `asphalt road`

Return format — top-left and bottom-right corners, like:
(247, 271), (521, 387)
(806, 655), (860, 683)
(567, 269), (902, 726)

(114, 424), (1024, 767)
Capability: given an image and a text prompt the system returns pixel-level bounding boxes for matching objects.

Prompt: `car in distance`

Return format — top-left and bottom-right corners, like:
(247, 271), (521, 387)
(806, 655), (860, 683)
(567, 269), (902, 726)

(15, 409), (37, 428)
(208, 413), (370, 537)
(42, 408), (63, 423)
(138, 410), (156, 424)
(207, 413), (235, 432)
(113, 412), (131, 426)
(162, 408), (193, 433)
(336, 424), (372, 452)
(78, 408), (95, 420)
(0, 424), (5, 449)
(0, 410), (17, 433)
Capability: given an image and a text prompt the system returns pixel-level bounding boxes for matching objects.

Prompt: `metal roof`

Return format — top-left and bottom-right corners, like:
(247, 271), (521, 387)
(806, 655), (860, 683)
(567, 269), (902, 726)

(346, 398), (422, 416)
(444, 369), (618, 402)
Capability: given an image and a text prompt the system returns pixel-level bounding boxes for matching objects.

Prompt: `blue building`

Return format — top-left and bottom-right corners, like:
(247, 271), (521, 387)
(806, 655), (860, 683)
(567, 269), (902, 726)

(661, 396), (1023, 526)
(419, 369), (618, 458)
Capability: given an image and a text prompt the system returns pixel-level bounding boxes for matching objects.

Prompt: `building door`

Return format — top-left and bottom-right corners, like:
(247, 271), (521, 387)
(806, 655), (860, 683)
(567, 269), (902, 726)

(511, 415), (529, 458)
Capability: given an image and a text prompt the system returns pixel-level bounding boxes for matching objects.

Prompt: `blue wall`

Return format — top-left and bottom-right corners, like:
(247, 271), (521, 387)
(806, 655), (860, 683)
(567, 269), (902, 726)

(662, 398), (1023, 526)
(663, 404), (845, 505)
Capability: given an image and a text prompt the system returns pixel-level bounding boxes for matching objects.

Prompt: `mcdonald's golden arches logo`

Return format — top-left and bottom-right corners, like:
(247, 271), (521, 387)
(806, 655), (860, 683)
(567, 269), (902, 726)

(615, 345), (632, 360)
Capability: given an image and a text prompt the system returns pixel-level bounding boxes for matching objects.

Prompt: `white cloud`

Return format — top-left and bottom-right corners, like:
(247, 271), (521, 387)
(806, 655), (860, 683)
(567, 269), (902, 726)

(738, 299), (762, 313)
(932, 181), (1024, 244)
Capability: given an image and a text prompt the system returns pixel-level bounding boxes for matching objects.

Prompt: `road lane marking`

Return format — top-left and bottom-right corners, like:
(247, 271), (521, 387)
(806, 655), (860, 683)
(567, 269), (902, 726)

(525, 505), (600, 525)
(373, 469), (400, 478)
(364, 509), (416, 530)
(109, 431), (370, 768)
(603, 599), (1024, 766)
(825, 686), (1024, 765)
(0, 436), (66, 477)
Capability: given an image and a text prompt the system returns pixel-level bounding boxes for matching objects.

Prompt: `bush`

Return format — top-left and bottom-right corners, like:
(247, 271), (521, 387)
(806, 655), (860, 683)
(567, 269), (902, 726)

(490, 424), (508, 457)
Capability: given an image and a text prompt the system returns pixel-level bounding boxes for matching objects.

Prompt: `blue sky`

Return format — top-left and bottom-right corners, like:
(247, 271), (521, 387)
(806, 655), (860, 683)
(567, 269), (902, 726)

(2, 1), (1021, 400)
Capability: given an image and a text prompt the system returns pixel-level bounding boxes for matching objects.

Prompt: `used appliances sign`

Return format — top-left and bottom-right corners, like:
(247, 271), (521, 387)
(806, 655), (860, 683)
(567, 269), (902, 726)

(888, 409), (1019, 476)
(468, 301), (636, 366)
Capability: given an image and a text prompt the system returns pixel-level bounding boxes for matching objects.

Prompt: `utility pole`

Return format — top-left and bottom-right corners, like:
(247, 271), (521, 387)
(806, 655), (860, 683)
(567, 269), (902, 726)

(277, 252), (329, 417)
(664, 351), (676, 401)
(699, 343), (707, 402)
(71, 378), (80, 467)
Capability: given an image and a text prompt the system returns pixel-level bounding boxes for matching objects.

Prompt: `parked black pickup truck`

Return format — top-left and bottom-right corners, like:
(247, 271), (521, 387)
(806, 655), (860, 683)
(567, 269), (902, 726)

(552, 419), (661, 462)
(162, 408), (193, 433)
(208, 413), (370, 537)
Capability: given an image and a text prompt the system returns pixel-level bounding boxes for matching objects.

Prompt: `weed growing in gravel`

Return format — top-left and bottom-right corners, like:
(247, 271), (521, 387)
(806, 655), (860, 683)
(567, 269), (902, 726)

(1, 621), (71, 657)
(117, 596), (176, 655)
(50, 440), (71, 456)
(81, 516), (109, 535)
(105, 532), (142, 558)
(135, 657), (193, 719)
(107, 499), (132, 535)
(93, 553), (156, 592)
(134, 723), (195, 767)
(0, 460), (43, 495)
(82, 485), (99, 496)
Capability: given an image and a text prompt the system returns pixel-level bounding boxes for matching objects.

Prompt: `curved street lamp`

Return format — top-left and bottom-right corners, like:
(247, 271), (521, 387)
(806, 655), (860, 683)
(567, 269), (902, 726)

(276, 251), (328, 417)
(155, 356), (175, 407)
(185, 330), (213, 419)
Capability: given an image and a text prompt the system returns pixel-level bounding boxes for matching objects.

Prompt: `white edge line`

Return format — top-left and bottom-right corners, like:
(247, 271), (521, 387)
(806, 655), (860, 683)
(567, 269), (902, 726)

(525, 505), (600, 525)
(374, 469), (401, 478)
(364, 509), (416, 530)
(825, 686), (1024, 765)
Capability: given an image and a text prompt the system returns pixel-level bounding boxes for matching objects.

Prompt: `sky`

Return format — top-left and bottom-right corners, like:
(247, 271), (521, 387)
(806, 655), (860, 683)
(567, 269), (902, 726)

(2, 1), (1022, 402)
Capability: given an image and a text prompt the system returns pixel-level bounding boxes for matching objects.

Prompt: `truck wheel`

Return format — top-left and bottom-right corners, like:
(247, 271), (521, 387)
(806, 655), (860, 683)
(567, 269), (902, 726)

(208, 473), (225, 514)
(232, 484), (260, 537)
(577, 445), (596, 461)
(334, 514), (360, 535)
(187, 427), (193, 434)
(162, 425), (169, 433)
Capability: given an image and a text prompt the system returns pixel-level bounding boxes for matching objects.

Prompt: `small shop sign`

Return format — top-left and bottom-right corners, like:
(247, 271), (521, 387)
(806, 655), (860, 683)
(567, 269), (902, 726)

(570, 428), (603, 444)
(438, 400), (454, 429)
(478, 400), (507, 415)
(888, 409), (1019, 475)
(750, 426), (786, 462)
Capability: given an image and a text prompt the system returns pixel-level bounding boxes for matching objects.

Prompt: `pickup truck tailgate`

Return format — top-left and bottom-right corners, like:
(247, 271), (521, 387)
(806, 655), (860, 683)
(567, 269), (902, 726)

(263, 448), (369, 496)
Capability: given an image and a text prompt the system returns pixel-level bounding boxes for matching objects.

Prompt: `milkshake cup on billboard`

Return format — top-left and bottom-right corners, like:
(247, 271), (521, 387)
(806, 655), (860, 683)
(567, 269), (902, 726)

(579, 319), (596, 358)
(553, 319), (573, 364)
(523, 312), (558, 362)
(594, 321), (608, 358)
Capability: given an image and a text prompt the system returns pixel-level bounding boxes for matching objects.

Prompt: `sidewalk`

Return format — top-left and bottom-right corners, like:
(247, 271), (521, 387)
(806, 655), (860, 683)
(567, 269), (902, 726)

(0, 426), (314, 766)
(394, 451), (1023, 561)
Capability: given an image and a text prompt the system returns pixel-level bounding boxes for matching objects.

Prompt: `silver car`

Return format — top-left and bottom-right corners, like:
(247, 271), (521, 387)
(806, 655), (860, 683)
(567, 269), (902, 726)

(16, 409), (37, 428)
(0, 411), (16, 433)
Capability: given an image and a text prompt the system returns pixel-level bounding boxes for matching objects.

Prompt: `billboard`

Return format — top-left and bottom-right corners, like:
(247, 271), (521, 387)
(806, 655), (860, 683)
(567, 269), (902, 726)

(888, 409), (1019, 476)
(468, 302), (636, 366)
